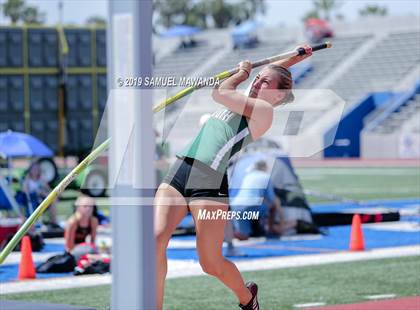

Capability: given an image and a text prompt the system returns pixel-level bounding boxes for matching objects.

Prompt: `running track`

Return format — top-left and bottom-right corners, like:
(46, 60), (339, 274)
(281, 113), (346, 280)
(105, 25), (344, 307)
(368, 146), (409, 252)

(313, 296), (420, 310)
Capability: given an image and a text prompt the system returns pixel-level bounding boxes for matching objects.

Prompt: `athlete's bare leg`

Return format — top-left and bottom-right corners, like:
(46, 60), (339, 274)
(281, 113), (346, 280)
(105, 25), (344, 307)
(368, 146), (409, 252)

(154, 184), (189, 310)
(189, 200), (252, 305)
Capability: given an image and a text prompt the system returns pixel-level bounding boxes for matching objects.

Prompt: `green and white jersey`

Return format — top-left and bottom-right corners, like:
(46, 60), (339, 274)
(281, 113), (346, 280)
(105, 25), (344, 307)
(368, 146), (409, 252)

(177, 109), (254, 174)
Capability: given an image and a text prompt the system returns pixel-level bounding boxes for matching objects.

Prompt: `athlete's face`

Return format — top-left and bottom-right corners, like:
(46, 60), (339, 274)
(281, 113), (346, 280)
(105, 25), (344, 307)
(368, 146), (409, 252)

(75, 196), (95, 218)
(249, 68), (286, 106)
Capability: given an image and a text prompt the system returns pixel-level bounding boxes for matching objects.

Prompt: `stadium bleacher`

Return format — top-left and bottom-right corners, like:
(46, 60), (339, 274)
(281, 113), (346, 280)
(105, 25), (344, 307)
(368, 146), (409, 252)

(205, 40), (293, 78)
(373, 94), (420, 134)
(295, 34), (372, 90)
(329, 31), (420, 104)
(154, 41), (223, 80)
(361, 81), (420, 158)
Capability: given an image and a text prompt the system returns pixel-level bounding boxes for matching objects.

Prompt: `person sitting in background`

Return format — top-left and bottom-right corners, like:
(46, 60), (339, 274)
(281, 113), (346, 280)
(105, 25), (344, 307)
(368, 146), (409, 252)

(22, 162), (58, 225)
(230, 160), (278, 240)
(64, 194), (98, 253)
(37, 195), (102, 274)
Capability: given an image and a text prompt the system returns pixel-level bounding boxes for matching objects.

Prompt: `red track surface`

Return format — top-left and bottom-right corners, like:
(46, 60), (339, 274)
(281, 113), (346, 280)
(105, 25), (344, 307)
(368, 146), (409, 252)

(313, 296), (420, 310)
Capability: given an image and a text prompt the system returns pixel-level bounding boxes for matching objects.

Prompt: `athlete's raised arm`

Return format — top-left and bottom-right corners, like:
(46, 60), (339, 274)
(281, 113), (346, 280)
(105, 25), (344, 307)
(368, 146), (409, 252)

(211, 60), (272, 122)
(272, 44), (313, 68)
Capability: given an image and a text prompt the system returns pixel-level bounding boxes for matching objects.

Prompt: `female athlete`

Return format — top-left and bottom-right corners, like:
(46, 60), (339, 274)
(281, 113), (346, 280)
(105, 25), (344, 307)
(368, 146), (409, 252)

(154, 44), (313, 310)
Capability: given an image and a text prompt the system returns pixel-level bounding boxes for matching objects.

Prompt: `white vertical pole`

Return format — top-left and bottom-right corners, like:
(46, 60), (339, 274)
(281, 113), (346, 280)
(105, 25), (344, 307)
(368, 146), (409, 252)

(108, 1), (155, 309)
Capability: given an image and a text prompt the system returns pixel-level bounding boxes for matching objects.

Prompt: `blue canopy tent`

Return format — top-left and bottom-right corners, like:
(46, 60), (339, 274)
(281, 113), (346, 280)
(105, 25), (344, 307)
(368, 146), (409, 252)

(0, 131), (53, 158)
(0, 131), (54, 217)
(0, 130), (53, 180)
(160, 25), (202, 38)
(0, 178), (21, 215)
(0, 177), (24, 251)
(231, 20), (261, 49)
(0, 181), (14, 211)
(160, 25), (202, 49)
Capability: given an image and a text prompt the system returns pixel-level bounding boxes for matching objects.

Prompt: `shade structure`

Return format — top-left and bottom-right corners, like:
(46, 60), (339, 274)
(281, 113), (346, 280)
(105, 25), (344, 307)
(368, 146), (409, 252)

(0, 131), (53, 158)
(232, 20), (260, 36)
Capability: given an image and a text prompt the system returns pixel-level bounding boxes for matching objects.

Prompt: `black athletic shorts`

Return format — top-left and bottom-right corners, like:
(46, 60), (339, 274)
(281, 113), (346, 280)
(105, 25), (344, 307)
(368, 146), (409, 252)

(162, 156), (229, 203)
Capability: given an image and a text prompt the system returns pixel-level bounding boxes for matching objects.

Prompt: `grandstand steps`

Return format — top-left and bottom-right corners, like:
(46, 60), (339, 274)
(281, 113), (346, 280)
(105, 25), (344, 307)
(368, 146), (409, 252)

(328, 31), (420, 105)
(395, 65), (420, 92)
(296, 34), (375, 92)
(361, 85), (420, 158)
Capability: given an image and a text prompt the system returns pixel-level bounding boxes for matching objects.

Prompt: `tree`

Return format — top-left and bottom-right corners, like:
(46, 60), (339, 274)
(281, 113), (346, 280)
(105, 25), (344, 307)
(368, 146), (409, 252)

(22, 6), (45, 24)
(302, 9), (320, 21)
(359, 5), (388, 17)
(209, 0), (234, 28)
(154, 0), (192, 28)
(313, 0), (342, 21)
(2, 0), (25, 24)
(153, 0), (267, 29)
(2, 0), (45, 24)
(234, 0), (266, 22)
(244, 0), (266, 17)
(86, 15), (107, 26)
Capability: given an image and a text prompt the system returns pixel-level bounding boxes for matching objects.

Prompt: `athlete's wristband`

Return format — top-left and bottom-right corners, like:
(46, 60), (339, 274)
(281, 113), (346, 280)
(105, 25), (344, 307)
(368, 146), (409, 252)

(239, 68), (250, 78)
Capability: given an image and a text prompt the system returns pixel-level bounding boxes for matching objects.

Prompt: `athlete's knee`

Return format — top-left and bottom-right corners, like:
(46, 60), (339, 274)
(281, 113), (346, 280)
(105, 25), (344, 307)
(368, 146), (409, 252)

(199, 256), (224, 277)
(154, 228), (171, 251)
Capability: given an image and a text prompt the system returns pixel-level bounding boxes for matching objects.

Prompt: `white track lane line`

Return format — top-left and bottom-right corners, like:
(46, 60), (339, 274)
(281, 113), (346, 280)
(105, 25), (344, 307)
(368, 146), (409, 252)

(294, 302), (326, 308)
(365, 294), (396, 300)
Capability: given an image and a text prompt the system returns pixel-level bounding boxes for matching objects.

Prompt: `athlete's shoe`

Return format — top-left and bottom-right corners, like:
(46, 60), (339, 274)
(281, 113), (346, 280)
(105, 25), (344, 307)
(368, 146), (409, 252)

(239, 281), (259, 310)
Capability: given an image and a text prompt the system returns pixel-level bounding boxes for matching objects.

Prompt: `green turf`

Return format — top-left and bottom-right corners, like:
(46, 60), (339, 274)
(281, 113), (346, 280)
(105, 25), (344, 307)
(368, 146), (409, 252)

(2, 256), (419, 310)
(296, 167), (420, 202)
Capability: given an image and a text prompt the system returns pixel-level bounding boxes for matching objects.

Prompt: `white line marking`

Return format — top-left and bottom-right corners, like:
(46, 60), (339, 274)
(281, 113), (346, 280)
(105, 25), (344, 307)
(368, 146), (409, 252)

(2, 252), (61, 265)
(294, 302), (326, 308)
(364, 221), (420, 232)
(365, 294), (396, 300)
(400, 206), (420, 216)
(1, 245), (419, 295)
(343, 207), (397, 214)
(281, 235), (322, 241)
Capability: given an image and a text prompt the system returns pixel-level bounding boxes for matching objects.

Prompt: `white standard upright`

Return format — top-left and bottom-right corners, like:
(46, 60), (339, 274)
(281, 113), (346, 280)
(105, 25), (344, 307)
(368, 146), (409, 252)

(108, 0), (155, 309)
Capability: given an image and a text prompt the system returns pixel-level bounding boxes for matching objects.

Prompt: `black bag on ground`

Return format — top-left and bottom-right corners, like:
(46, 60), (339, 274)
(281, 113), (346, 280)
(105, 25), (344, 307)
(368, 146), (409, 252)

(36, 252), (76, 273)
(74, 260), (110, 276)
(296, 220), (325, 235)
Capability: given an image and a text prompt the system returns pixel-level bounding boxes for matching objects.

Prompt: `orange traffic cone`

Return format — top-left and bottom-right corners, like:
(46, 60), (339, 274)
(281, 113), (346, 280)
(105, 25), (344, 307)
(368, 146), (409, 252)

(18, 235), (36, 280)
(349, 214), (365, 251)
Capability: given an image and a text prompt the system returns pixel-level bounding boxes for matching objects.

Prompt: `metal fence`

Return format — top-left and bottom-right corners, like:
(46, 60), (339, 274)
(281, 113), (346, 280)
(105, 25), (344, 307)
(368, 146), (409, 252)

(0, 26), (107, 157)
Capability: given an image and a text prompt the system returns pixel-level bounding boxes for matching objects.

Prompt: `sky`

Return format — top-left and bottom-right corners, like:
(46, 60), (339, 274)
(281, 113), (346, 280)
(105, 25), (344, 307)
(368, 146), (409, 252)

(0, 0), (419, 26)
